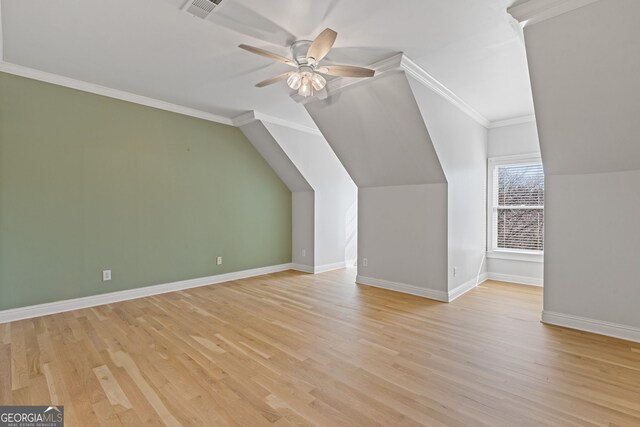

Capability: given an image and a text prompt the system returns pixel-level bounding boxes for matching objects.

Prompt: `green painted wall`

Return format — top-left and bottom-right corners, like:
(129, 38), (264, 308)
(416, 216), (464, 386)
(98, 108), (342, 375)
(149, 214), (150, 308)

(0, 72), (292, 310)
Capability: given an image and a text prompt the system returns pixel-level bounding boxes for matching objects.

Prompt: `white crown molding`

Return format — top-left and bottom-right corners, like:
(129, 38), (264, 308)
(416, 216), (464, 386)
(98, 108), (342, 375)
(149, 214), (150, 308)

(489, 114), (536, 128)
(297, 53), (493, 129)
(0, 59), (328, 135)
(232, 110), (322, 135)
(400, 55), (492, 128)
(0, 59), (331, 137)
(542, 310), (640, 343)
(323, 53), (406, 100)
(0, 61), (235, 126)
(508, 0), (601, 27)
(232, 111), (262, 127)
(0, 56), (525, 134)
(0, 263), (295, 323)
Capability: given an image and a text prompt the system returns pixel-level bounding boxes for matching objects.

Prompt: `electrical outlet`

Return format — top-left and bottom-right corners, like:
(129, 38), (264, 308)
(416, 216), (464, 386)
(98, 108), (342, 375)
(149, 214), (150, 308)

(362, 258), (368, 267)
(302, 249), (306, 257)
(102, 270), (112, 282)
(216, 256), (222, 265)
(453, 267), (457, 277)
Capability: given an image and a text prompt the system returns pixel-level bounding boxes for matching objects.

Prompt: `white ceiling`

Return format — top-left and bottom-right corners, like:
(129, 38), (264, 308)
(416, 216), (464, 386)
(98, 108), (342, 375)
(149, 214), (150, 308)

(0, 0), (533, 126)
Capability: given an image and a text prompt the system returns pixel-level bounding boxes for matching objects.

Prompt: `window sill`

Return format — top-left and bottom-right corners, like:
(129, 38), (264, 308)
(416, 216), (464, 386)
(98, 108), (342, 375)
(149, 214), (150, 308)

(486, 250), (543, 263)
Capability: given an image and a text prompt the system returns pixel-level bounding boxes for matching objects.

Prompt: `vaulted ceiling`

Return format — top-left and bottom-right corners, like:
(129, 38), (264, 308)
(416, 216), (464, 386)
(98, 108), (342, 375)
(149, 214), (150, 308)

(0, 0), (532, 127)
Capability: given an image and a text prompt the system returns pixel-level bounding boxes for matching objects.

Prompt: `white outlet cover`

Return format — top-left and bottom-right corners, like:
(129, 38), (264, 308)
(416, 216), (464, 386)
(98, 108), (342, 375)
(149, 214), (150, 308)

(102, 270), (112, 281)
(216, 256), (222, 265)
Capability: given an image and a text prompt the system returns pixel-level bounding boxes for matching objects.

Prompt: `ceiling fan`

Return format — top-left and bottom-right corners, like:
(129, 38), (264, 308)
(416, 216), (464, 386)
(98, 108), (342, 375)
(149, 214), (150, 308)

(239, 28), (376, 98)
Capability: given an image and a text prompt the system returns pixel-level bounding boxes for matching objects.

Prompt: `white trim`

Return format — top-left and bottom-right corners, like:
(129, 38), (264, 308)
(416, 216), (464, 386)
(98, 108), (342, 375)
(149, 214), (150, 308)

(0, 61), (234, 126)
(314, 261), (346, 274)
(508, 0), (601, 27)
(400, 55), (491, 128)
(0, 263), (293, 324)
(356, 275), (449, 302)
(448, 274), (488, 301)
(488, 153), (542, 164)
(0, 61), (322, 136)
(487, 251), (544, 263)
(0, 54), (528, 134)
(290, 263), (314, 274)
(233, 111), (322, 135)
(542, 310), (640, 343)
(0, 61), (325, 137)
(327, 53), (406, 97)
(487, 272), (543, 287)
(298, 53), (493, 129)
(489, 115), (536, 128)
(356, 274), (489, 303)
(487, 153), (544, 258)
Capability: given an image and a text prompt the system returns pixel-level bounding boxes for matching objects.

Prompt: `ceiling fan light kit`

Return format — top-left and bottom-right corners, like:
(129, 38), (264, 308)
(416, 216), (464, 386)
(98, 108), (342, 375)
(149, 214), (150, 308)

(239, 28), (375, 98)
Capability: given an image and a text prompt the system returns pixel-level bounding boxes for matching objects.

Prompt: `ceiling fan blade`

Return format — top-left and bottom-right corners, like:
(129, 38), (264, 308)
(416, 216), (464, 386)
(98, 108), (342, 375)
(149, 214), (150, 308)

(317, 65), (376, 78)
(306, 28), (337, 62)
(239, 44), (297, 66)
(255, 72), (293, 88)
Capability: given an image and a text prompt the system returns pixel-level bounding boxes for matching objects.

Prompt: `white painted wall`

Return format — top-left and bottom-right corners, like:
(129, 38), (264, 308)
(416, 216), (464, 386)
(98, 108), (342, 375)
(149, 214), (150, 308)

(488, 121), (540, 158)
(264, 123), (357, 268)
(523, 0), (640, 336)
(305, 72), (450, 297)
(408, 77), (488, 291)
(291, 192), (314, 269)
(358, 184), (448, 291)
(486, 121), (543, 285)
(240, 121), (315, 271)
(544, 170), (640, 327)
(306, 68), (491, 299)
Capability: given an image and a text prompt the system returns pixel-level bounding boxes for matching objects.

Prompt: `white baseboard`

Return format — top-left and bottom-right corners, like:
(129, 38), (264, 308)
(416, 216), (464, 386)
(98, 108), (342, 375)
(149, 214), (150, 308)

(0, 263), (293, 324)
(290, 262), (348, 274)
(314, 261), (346, 274)
(449, 273), (488, 301)
(356, 275), (450, 302)
(542, 310), (640, 343)
(356, 273), (488, 303)
(487, 272), (543, 287)
(290, 263), (314, 273)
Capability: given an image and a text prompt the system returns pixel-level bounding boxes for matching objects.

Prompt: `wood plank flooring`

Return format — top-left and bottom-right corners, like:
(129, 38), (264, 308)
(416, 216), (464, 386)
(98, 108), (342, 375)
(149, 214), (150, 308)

(1, 268), (640, 426)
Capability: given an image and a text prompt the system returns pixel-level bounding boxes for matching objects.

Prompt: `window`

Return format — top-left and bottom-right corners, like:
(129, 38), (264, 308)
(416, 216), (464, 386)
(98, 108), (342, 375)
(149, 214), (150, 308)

(488, 155), (544, 256)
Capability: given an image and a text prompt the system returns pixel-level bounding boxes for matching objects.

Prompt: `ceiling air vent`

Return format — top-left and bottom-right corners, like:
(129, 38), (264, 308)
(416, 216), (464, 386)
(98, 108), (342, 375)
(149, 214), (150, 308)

(181, 0), (222, 19)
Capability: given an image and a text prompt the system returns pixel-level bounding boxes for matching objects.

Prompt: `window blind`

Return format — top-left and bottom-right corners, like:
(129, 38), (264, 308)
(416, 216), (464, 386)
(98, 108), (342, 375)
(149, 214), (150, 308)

(495, 163), (544, 251)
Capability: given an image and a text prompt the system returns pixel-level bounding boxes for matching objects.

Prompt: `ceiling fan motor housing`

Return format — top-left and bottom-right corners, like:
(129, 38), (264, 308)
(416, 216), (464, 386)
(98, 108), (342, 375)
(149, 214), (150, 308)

(291, 40), (314, 66)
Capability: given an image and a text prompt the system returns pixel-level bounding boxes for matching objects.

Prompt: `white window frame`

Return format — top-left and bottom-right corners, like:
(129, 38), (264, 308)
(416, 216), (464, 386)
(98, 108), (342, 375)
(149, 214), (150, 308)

(487, 153), (544, 263)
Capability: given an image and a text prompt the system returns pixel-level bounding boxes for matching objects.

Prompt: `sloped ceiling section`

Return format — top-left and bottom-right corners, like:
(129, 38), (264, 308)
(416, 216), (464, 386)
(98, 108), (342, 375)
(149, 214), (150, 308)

(240, 121), (315, 270)
(261, 122), (357, 268)
(304, 71), (449, 296)
(524, 0), (640, 175)
(407, 76), (488, 291)
(239, 121), (313, 192)
(304, 72), (446, 188)
(518, 0), (640, 335)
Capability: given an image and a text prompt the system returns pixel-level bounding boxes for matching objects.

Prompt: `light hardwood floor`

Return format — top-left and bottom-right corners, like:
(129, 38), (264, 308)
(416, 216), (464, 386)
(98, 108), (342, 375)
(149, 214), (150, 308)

(1, 269), (640, 426)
